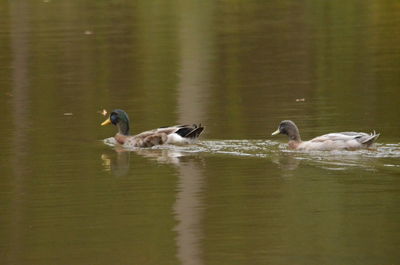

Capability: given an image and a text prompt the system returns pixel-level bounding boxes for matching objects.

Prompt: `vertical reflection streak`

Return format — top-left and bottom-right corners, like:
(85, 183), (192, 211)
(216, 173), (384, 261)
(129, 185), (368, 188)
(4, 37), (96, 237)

(176, 1), (212, 125)
(9, 1), (31, 264)
(173, 1), (213, 264)
(173, 163), (205, 265)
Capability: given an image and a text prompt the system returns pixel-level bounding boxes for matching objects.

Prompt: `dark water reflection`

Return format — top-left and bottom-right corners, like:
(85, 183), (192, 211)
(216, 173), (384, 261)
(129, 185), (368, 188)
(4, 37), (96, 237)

(1, 0), (400, 264)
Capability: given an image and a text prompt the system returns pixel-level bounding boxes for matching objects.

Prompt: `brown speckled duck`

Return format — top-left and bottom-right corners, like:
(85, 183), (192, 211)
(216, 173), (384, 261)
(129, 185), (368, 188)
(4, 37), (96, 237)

(271, 120), (380, 151)
(101, 109), (204, 148)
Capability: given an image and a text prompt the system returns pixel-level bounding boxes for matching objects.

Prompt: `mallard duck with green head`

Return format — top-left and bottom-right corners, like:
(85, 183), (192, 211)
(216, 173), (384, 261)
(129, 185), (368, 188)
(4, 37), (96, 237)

(101, 109), (204, 148)
(271, 120), (380, 151)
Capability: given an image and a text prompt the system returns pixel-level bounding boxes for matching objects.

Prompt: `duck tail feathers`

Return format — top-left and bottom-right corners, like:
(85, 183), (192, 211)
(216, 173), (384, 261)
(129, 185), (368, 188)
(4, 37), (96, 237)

(186, 126), (204, 139)
(176, 124), (204, 139)
(361, 131), (380, 146)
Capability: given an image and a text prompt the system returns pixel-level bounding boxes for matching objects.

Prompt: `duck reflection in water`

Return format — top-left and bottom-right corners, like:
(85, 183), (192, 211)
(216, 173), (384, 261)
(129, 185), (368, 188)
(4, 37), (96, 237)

(101, 146), (131, 177)
(270, 151), (301, 171)
(101, 145), (204, 176)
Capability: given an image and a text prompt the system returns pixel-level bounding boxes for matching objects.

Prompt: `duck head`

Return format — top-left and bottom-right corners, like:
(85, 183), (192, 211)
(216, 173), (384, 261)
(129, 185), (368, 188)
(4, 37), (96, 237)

(272, 120), (301, 141)
(101, 109), (130, 136)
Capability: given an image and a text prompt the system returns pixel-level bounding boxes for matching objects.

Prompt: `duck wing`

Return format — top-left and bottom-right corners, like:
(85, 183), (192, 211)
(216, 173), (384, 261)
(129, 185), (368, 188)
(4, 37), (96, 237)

(153, 124), (204, 139)
(128, 124), (204, 147)
(326, 132), (380, 145)
(310, 133), (360, 142)
(306, 131), (379, 150)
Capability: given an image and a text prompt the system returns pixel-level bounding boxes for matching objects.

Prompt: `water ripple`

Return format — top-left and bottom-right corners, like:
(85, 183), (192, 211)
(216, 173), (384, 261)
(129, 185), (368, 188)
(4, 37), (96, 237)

(102, 138), (400, 170)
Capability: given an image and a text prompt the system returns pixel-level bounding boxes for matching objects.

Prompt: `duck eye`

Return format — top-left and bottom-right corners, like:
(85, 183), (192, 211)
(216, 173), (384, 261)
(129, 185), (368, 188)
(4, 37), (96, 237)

(110, 114), (119, 124)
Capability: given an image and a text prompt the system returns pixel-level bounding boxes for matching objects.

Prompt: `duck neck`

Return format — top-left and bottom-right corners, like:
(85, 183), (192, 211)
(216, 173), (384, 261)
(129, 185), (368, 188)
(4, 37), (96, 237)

(117, 122), (130, 136)
(290, 134), (301, 142)
(288, 126), (301, 142)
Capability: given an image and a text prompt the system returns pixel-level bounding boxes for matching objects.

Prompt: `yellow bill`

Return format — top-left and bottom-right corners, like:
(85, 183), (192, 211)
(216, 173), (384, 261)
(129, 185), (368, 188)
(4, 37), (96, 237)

(101, 118), (112, 126)
(271, 129), (280, 136)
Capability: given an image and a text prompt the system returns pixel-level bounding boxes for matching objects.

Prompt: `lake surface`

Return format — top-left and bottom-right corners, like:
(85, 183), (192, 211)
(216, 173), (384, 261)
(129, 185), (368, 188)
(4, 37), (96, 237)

(1, 1), (400, 264)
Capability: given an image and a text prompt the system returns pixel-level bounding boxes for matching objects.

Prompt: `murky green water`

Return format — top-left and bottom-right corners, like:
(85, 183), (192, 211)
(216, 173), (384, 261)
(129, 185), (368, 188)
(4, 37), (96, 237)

(1, 1), (400, 264)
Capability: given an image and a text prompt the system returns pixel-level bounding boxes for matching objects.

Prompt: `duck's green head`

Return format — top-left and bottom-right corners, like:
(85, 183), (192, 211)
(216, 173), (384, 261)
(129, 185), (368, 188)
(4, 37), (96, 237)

(272, 120), (301, 141)
(101, 109), (130, 135)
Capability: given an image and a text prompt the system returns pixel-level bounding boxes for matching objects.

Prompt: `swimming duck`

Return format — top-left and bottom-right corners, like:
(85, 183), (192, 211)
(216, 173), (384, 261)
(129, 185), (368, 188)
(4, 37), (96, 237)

(101, 109), (204, 148)
(271, 120), (379, 151)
